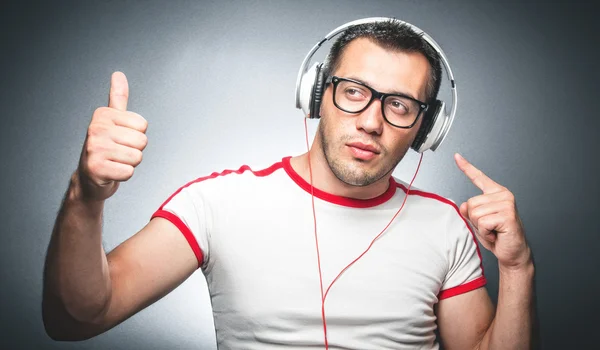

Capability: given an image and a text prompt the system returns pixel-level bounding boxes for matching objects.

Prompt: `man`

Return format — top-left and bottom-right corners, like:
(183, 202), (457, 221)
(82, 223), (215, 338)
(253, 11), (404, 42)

(42, 20), (534, 349)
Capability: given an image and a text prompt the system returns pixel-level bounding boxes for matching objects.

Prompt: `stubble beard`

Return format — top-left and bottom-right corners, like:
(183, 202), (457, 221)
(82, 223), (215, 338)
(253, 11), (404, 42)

(318, 114), (408, 187)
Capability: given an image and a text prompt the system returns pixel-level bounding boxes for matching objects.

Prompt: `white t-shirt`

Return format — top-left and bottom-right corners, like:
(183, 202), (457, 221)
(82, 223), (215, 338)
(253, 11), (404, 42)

(151, 156), (486, 350)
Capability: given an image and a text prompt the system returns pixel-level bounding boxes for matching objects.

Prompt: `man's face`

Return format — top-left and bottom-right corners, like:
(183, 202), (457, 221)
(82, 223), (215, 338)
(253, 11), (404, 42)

(318, 38), (430, 187)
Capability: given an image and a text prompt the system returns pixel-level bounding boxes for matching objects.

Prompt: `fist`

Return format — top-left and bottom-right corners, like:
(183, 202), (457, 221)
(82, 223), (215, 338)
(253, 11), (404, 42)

(77, 72), (148, 201)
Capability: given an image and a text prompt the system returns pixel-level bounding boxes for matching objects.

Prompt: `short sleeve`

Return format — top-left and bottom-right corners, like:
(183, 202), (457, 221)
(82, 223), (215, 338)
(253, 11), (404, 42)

(151, 182), (210, 269)
(439, 208), (487, 300)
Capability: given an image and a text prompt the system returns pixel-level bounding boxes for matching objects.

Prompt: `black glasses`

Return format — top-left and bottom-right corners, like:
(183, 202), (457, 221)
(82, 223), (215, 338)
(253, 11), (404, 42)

(326, 76), (428, 129)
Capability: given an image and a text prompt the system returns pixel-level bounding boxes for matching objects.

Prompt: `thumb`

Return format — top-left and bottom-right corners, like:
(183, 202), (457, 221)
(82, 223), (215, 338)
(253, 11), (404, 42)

(108, 71), (129, 111)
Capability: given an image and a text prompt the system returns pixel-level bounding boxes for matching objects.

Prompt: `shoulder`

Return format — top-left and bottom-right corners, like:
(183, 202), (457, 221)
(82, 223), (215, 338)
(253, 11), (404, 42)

(391, 177), (474, 239)
(181, 157), (287, 188)
(159, 157), (288, 207)
(393, 179), (480, 250)
(393, 178), (462, 216)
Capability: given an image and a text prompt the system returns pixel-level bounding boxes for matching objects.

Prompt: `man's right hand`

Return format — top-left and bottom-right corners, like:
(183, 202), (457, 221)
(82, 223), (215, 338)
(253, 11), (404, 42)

(44, 71), (200, 342)
(77, 72), (148, 201)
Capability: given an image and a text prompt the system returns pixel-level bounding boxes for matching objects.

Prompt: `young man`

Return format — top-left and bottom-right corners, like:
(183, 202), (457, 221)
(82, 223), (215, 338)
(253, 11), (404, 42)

(43, 20), (534, 349)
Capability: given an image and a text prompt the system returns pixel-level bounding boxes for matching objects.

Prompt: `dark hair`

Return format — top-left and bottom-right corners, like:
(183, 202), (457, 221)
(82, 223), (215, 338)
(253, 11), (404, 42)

(322, 20), (443, 103)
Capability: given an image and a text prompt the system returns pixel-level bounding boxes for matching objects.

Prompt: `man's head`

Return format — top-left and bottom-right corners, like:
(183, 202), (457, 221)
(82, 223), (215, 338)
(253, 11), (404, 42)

(322, 20), (443, 105)
(316, 20), (443, 187)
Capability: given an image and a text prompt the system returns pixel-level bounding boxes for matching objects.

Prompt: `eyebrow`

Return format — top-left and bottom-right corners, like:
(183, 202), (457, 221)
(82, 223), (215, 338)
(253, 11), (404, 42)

(345, 75), (420, 101)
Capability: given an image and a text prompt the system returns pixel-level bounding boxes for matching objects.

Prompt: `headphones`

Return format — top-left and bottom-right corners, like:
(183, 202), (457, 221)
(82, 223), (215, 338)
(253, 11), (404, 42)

(294, 17), (458, 153)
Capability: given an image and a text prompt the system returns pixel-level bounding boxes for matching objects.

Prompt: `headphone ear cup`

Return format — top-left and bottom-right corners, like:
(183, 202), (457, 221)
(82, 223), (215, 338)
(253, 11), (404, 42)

(309, 63), (325, 119)
(411, 100), (442, 152)
(298, 62), (321, 117)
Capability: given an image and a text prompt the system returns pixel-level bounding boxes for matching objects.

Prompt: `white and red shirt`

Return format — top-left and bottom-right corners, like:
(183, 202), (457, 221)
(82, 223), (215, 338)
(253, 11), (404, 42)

(151, 156), (486, 350)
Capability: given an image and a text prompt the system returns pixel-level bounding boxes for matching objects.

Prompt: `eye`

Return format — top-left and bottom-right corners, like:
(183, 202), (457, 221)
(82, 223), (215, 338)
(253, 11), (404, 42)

(386, 98), (409, 114)
(347, 88), (360, 95)
(343, 86), (368, 100)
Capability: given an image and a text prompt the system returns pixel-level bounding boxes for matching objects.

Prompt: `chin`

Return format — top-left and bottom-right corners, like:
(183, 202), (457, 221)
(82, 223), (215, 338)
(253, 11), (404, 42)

(329, 155), (390, 187)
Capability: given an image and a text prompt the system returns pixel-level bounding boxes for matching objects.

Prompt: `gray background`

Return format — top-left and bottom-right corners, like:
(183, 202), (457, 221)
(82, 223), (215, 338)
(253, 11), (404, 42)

(1, 0), (598, 349)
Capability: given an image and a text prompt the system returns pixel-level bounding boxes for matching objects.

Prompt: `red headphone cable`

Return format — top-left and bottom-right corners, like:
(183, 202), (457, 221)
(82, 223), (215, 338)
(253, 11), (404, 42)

(304, 117), (424, 349)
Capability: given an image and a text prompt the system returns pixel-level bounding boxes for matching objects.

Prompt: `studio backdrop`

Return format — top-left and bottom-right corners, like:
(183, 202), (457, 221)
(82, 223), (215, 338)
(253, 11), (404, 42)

(0, 0), (598, 349)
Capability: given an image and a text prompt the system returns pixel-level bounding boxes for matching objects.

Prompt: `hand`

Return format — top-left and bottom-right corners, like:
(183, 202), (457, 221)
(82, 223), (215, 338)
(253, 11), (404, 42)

(77, 72), (148, 201)
(454, 153), (531, 271)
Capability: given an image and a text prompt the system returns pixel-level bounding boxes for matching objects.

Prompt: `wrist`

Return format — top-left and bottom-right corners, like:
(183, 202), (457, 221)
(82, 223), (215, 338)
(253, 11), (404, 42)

(66, 170), (105, 215)
(499, 247), (535, 277)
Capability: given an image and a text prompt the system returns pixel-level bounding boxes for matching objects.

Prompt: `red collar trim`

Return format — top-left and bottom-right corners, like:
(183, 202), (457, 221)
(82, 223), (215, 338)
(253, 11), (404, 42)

(281, 156), (397, 208)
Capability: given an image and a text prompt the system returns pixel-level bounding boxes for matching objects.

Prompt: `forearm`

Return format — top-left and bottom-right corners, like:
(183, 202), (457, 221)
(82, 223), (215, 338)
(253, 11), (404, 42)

(480, 255), (535, 350)
(43, 171), (112, 324)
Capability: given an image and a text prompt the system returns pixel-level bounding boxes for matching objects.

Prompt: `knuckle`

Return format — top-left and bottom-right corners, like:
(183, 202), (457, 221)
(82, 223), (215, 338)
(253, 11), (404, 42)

(132, 149), (143, 164)
(467, 197), (476, 208)
(128, 112), (148, 132)
(85, 142), (94, 156)
(87, 126), (98, 138)
(85, 138), (98, 154)
(140, 134), (148, 149)
(86, 158), (101, 176)
(88, 122), (108, 138)
(123, 165), (135, 179)
(93, 106), (110, 119)
(506, 192), (515, 202)
(478, 216), (490, 227)
(92, 107), (103, 119)
(140, 117), (148, 132)
(86, 137), (107, 155)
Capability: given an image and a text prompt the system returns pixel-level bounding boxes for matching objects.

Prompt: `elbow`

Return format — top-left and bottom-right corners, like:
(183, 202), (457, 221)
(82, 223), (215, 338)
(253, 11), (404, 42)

(43, 324), (94, 342)
(43, 320), (75, 342)
(62, 295), (110, 326)
(42, 307), (101, 342)
(42, 291), (106, 342)
(41, 305), (79, 342)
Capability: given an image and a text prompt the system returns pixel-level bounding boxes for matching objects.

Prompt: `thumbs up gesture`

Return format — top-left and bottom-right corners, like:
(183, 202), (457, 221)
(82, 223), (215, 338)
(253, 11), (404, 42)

(77, 72), (148, 201)
(454, 153), (532, 271)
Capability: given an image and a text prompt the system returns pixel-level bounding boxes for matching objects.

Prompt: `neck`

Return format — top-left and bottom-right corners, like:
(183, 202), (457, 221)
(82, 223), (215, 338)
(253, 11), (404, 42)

(290, 146), (392, 201)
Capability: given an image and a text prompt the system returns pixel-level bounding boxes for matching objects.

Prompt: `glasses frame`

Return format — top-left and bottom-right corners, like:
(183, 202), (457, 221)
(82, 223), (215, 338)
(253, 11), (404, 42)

(326, 76), (429, 129)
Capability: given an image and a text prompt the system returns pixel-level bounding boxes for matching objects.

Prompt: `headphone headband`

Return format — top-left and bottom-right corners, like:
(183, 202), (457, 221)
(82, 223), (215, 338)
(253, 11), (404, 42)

(295, 17), (458, 152)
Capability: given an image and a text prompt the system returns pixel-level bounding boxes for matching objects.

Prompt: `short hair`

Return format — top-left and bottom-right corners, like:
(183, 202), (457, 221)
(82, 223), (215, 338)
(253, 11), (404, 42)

(322, 20), (443, 103)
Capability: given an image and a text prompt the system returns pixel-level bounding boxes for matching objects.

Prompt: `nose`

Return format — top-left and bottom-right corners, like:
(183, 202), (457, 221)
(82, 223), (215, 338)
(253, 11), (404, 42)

(355, 97), (384, 135)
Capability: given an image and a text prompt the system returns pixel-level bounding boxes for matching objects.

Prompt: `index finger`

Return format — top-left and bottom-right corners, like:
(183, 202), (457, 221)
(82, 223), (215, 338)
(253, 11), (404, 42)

(113, 111), (148, 134)
(454, 153), (503, 193)
(108, 71), (129, 111)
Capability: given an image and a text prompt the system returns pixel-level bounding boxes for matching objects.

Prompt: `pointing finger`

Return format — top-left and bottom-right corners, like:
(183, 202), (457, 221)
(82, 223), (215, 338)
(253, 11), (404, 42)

(109, 71), (129, 111)
(454, 153), (503, 194)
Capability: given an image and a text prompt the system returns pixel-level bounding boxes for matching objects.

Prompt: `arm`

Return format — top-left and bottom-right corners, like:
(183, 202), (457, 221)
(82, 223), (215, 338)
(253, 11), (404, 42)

(437, 153), (535, 350)
(42, 72), (199, 340)
(436, 261), (534, 350)
(42, 188), (197, 340)
(435, 287), (493, 350)
(481, 261), (535, 349)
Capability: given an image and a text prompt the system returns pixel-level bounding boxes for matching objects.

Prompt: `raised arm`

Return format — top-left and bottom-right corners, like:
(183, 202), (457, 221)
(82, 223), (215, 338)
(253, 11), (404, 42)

(42, 72), (198, 341)
(437, 154), (534, 350)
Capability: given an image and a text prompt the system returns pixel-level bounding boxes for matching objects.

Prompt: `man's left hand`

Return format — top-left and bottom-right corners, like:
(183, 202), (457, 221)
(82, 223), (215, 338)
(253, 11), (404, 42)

(454, 153), (531, 271)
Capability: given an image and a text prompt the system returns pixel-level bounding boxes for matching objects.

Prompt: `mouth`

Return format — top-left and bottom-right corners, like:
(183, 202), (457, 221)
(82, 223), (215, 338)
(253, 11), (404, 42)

(346, 142), (380, 161)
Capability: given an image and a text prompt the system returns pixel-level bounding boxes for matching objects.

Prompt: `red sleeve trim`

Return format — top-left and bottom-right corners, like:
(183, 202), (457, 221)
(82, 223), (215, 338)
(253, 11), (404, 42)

(151, 160), (284, 269)
(152, 209), (203, 269)
(438, 275), (487, 300)
(396, 183), (486, 277)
